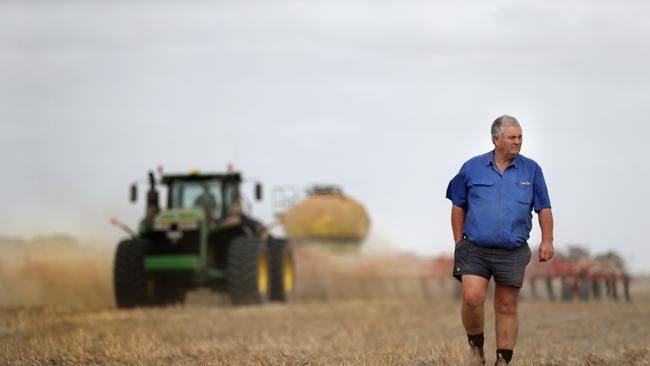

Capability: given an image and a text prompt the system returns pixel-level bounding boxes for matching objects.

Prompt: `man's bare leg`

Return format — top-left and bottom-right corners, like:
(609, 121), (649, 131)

(494, 284), (520, 364)
(461, 275), (489, 365)
(461, 275), (489, 334)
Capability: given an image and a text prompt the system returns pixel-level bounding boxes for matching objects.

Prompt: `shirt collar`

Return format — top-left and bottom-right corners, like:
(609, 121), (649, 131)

(484, 151), (494, 166)
(485, 150), (520, 168)
(512, 154), (520, 168)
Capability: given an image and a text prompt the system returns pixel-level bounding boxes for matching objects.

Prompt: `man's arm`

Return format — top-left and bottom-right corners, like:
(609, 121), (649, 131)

(537, 208), (554, 262)
(451, 205), (466, 244)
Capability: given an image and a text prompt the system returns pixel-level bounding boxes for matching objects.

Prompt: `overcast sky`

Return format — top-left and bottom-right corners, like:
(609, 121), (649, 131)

(1, 0), (649, 273)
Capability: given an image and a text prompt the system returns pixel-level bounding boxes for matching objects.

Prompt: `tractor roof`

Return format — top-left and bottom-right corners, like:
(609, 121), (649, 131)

(161, 171), (242, 184)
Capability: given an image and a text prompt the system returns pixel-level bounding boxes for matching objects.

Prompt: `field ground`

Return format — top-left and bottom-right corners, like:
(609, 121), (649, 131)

(1, 295), (649, 365)
(1, 237), (649, 365)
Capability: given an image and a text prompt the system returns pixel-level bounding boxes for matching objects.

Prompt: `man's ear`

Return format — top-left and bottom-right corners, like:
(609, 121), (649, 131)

(492, 135), (497, 146)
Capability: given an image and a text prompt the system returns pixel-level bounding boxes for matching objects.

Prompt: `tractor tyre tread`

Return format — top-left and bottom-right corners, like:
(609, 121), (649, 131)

(226, 236), (269, 305)
(114, 239), (150, 308)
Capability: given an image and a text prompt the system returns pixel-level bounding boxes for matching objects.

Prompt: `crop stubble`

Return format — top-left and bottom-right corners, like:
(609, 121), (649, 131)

(0, 238), (648, 365)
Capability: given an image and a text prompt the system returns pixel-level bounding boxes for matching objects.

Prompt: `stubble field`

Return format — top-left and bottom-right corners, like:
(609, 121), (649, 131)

(0, 236), (649, 366)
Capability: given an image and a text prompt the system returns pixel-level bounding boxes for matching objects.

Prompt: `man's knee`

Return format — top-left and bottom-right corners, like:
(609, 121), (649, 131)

(462, 290), (487, 308)
(494, 296), (518, 315)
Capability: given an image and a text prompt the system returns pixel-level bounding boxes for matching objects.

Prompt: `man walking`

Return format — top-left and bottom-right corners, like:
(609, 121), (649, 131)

(446, 115), (554, 365)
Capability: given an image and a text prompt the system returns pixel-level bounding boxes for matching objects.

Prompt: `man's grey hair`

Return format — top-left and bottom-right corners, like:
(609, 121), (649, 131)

(491, 115), (521, 137)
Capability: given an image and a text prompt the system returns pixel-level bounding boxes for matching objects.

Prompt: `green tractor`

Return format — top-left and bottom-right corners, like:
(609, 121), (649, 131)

(112, 169), (295, 308)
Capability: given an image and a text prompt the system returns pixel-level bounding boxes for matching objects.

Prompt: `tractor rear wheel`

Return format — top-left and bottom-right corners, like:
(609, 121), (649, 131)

(226, 236), (270, 305)
(269, 238), (295, 302)
(114, 239), (151, 308)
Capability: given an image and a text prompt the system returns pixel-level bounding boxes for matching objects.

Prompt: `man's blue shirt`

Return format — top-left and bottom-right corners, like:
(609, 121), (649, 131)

(446, 150), (551, 249)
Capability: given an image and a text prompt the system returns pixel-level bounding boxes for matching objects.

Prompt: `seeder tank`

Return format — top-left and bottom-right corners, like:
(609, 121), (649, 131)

(281, 186), (370, 245)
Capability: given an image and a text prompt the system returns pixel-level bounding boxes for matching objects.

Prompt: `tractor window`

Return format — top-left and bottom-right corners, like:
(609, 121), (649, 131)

(171, 180), (223, 220)
(223, 183), (240, 214)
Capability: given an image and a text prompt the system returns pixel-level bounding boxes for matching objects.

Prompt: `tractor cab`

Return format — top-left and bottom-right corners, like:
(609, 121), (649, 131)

(130, 170), (262, 234)
(162, 172), (247, 223)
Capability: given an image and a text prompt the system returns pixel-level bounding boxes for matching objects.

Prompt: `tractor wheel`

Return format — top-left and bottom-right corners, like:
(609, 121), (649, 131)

(269, 238), (295, 302)
(578, 279), (590, 301)
(623, 276), (631, 302)
(226, 236), (270, 305)
(114, 239), (151, 308)
(561, 279), (573, 301)
(545, 275), (556, 301)
(592, 280), (602, 299)
(610, 278), (619, 300)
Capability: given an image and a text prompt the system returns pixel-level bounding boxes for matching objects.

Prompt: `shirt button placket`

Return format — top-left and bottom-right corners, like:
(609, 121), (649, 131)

(498, 175), (503, 244)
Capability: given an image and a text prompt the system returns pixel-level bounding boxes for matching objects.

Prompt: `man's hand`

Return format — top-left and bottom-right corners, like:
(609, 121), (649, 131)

(538, 240), (554, 262)
(451, 205), (466, 245)
(537, 208), (554, 262)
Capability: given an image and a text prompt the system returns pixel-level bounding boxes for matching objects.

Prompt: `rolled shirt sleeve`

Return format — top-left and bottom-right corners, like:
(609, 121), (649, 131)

(533, 165), (552, 213)
(446, 164), (468, 209)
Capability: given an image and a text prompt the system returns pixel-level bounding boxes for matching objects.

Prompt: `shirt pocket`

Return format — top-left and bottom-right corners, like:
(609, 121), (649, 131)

(468, 180), (494, 203)
(514, 181), (533, 204)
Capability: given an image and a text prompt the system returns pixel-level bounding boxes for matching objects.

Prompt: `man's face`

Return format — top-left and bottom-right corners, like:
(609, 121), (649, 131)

(493, 125), (522, 158)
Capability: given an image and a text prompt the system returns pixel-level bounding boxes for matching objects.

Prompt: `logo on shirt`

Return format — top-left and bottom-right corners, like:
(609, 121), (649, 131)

(519, 180), (531, 186)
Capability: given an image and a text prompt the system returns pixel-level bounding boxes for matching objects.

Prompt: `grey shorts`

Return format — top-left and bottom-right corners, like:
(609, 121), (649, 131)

(453, 238), (531, 288)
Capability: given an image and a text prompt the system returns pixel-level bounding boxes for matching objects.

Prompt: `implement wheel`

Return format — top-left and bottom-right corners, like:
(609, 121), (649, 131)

(114, 239), (151, 308)
(269, 238), (295, 302)
(226, 236), (270, 305)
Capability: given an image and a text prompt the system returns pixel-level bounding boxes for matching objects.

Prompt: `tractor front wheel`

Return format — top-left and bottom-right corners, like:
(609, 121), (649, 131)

(114, 239), (151, 308)
(226, 236), (270, 305)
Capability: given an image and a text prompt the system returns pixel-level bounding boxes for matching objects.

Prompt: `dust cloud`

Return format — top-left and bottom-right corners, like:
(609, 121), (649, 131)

(0, 234), (456, 309)
(293, 239), (456, 302)
(0, 235), (114, 308)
